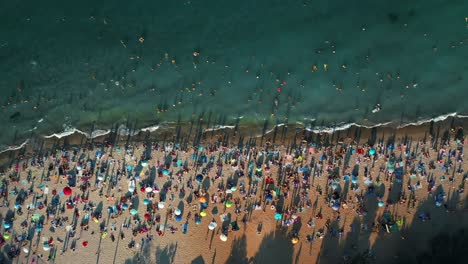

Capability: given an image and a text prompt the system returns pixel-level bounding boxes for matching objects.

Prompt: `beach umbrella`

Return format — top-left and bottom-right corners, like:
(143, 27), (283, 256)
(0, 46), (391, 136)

(266, 194), (273, 201)
(143, 199), (150, 205)
(3, 234), (10, 240)
(291, 237), (299, 245)
(82, 241), (88, 247)
(128, 184), (135, 193)
(230, 186), (237, 192)
(343, 175), (350, 181)
(145, 187), (153, 193)
(36, 226), (43, 232)
(63, 186), (72, 196)
(175, 215), (182, 222)
(200, 211), (207, 217)
(351, 176), (358, 184)
(195, 218), (201, 225)
(3, 222), (11, 229)
(97, 174), (104, 181)
(388, 167), (395, 173)
(141, 161), (149, 167)
(144, 213), (151, 220)
(378, 200), (385, 207)
(23, 247), (29, 254)
(140, 187), (146, 193)
(332, 183), (339, 190)
(196, 174), (203, 183)
(226, 189), (232, 194)
(199, 197), (207, 203)
(130, 209), (138, 215)
(43, 244), (50, 251)
(32, 214), (41, 221)
(158, 202), (165, 209)
(332, 202), (340, 211)
(225, 200), (233, 208)
(122, 204), (129, 210)
(369, 148), (376, 155)
(274, 213), (282, 220)
(176, 160), (183, 167)
(174, 208), (181, 216)
(162, 169), (169, 175)
(200, 202), (208, 209)
(220, 234), (228, 242)
(208, 221), (217, 230)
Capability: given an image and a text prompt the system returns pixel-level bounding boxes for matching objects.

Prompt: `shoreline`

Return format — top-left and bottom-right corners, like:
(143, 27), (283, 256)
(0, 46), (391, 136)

(1, 115), (467, 171)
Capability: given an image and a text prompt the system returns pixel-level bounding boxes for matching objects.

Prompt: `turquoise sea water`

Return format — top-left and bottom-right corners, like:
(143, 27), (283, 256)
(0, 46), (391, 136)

(1, 0), (467, 149)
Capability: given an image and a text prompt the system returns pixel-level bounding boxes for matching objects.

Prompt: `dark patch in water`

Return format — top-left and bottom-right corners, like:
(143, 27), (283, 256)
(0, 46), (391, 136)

(9, 111), (21, 120)
(387, 12), (399, 24)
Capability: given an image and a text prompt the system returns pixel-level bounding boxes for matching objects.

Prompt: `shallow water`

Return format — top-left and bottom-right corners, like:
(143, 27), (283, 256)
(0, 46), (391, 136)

(1, 0), (467, 149)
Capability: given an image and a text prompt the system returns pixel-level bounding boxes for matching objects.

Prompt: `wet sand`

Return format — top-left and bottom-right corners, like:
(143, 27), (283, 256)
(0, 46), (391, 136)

(0, 118), (467, 264)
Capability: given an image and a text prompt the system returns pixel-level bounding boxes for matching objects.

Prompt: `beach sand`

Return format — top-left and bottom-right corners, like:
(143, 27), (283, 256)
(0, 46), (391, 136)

(0, 118), (467, 264)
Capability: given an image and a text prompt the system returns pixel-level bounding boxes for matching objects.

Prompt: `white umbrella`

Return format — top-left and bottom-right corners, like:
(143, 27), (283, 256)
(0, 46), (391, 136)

(219, 234), (227, 242)
(43, 244), (50, 251)
(208, 222), (217, 230)
(145, 187), (153, 193)
(158, 202), (165, 209)
(174, 208), (181, 216)
(97, 175), (104, 181)
(23, 247), (29, 254)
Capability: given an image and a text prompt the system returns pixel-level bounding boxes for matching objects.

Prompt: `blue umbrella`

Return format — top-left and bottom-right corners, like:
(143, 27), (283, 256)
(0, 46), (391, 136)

(266, 194), (273, 201)
(195, 218), (201, 225)
(343, 175), (350, 181)
(130, 209), (138, 215)
(332, 183), (339, 190)
(3, 222), (11, 229)
(378, 201), (385, 207)
(122, 204), (129, 210)
(274, 213), (282, 220)
(196, 174), (203, 183)
(201, 202), (208, 209)
(175, 215), (182, 222)
(332, 202), (340, 211)
(143, 199), (150, 205)
(351, 176), (359, 184)
(369, 148), (376, 155)
(162, 169), (169, 175)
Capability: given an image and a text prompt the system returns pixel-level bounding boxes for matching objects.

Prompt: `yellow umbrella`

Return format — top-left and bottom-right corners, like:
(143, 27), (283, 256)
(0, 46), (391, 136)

(291, 237), (299, 244)
(200, 211), (207, 217)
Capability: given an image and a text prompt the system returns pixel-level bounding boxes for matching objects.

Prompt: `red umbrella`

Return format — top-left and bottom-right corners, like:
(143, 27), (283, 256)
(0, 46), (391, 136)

(82, 241), (88, 247)
(63, 187), (72, 196)
(140, 187), (146, 193)
(144, 213), (151, 220)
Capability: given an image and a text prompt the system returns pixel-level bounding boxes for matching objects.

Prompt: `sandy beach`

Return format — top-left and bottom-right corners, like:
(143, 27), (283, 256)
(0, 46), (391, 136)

(0, 117), (467, 264)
